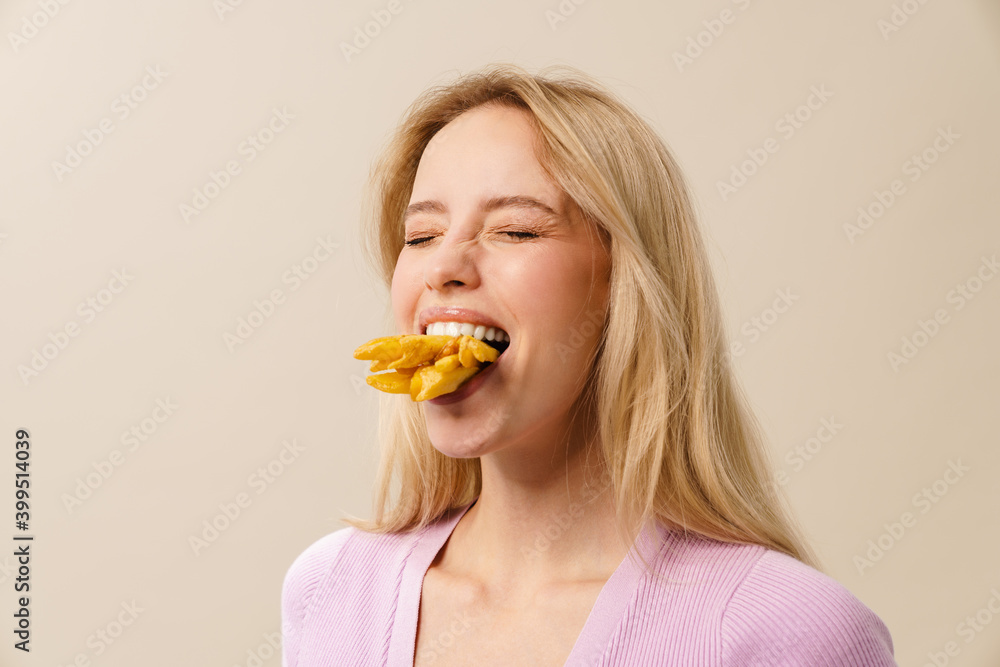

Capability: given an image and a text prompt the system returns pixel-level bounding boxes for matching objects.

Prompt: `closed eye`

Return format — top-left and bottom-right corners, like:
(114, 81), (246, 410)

(403, 230), (537, 246)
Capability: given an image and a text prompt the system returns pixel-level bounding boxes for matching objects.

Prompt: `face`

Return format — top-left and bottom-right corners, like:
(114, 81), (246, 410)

(391, 104), (611, 459)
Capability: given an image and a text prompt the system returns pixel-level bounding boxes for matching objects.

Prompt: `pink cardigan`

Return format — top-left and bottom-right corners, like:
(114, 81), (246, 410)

(282, 499), (896, 666)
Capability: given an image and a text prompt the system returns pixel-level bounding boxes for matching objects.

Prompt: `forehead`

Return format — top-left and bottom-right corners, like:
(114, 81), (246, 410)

(404, 194), (562, 225)
(411, 106), (558, 203)
(425, 104), (538, 155)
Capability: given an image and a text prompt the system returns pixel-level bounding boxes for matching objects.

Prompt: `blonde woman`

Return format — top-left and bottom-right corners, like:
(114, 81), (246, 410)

(282, 64), (896, 666)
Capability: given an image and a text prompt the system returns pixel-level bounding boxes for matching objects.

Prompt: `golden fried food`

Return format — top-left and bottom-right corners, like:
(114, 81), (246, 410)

(353, 333), (500, 401)
(409, 364), (480, 401)
(364, 371), (412, 394)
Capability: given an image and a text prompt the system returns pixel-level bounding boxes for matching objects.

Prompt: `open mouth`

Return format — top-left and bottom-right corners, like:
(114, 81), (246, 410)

(483, 337), (509, 357)
(355, 327), (507, 402)
(423, 321), (510, 358)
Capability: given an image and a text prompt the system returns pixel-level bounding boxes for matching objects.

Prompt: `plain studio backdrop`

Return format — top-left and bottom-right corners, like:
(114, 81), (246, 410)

(1, 1), (999, 665)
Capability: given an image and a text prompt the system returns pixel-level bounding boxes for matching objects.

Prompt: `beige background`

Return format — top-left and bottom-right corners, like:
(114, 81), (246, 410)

(2, 0), (998, 665)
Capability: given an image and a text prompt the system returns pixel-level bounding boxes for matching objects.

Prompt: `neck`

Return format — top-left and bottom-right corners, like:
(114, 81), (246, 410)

(439, 415), (641, 594)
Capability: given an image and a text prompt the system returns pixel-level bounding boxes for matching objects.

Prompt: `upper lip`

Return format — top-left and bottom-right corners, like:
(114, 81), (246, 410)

(418, 306), (508, 335)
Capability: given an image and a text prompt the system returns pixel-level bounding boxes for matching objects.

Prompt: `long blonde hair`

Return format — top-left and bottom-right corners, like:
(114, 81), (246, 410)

(344, 63), (820, 572)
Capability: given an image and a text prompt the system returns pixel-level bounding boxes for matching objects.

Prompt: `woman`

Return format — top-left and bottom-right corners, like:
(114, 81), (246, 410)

(282, 63), (897, 666)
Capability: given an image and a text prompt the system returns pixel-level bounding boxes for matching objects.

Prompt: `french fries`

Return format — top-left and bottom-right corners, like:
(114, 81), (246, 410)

(353, 334), (499, 401)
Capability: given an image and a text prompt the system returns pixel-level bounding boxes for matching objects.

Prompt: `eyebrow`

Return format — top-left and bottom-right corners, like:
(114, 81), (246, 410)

(403, 194), (560, 223)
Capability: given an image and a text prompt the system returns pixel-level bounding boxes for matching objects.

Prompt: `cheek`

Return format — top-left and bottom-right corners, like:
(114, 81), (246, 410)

(390, 258), (418, 329)
(513, 252), (607, 382)
(528, 251), (606, 329)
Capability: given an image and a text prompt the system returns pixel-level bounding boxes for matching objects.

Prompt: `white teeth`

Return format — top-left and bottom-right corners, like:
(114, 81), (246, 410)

(425, 320), (508, 342)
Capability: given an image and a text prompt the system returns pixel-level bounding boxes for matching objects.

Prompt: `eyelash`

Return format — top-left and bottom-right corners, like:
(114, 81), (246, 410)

(403, 230), (538, 247)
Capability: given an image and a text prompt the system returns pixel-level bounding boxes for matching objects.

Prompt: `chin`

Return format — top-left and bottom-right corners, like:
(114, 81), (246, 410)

(425, 401), (510, 450)
(426, 420), (506, 459)
(428, 438), (493, 460)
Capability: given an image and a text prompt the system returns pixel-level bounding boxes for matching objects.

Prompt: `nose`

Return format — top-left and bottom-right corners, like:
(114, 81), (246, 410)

(424, 231), (481, 292)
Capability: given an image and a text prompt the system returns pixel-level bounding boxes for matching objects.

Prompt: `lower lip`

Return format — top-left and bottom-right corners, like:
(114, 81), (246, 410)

(427, 352), (504, 405)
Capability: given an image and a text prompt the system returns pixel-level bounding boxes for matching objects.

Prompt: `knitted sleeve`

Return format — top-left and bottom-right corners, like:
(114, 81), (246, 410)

(280, 527), (353, 667)
(721, 550), (897, 666)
